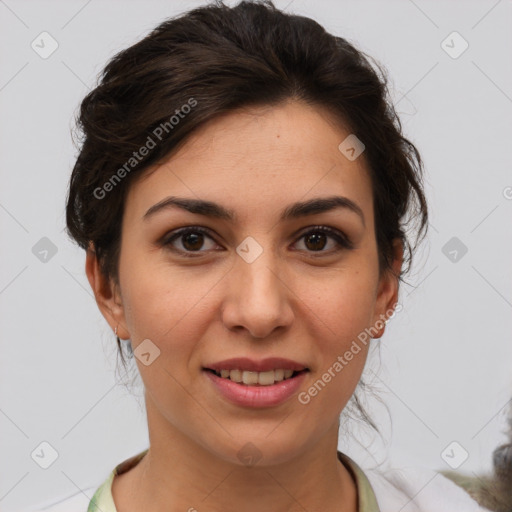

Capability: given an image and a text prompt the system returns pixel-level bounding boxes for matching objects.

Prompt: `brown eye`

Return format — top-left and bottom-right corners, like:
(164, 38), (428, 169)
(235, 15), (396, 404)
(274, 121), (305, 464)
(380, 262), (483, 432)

(162, 227), (220, 255)
(304, 232), (328, 251)
(181, 232), (205, 251)
(294, 226), (353, 254)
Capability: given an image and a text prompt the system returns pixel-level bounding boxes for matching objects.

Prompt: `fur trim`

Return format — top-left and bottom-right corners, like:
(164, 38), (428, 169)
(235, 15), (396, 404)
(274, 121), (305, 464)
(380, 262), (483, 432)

(442, 405), (512, 511)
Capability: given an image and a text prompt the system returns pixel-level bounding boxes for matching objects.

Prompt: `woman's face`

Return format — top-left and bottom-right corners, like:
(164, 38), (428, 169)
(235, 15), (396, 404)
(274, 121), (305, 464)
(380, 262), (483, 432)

(89, 100), (401, 466)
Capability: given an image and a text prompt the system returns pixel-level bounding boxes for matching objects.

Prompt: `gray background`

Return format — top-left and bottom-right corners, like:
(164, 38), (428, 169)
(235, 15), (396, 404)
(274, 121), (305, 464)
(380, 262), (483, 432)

(1, 0), (511, 510)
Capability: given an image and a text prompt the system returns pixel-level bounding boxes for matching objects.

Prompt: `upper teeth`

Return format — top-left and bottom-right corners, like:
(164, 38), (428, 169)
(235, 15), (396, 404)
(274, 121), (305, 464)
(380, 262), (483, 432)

(216, 369), (295, 386)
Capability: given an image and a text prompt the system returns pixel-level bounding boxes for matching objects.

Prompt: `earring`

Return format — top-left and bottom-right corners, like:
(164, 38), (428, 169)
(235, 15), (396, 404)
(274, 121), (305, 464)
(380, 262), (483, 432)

(124, 338), (133, 358)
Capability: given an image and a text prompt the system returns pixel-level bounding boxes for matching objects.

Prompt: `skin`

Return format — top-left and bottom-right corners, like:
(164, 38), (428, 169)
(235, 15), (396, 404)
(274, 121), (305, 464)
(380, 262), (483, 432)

(86, 99), (403, 512)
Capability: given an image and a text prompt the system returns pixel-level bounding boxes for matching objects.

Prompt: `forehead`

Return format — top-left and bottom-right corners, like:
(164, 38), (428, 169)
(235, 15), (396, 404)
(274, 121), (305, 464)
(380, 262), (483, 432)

(125, 100), (374, 225)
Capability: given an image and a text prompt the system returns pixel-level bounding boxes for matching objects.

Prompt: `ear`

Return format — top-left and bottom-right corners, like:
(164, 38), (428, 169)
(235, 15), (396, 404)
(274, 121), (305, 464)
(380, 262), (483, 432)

(371, 238), (403, 339)
(85, 243), (130, 340)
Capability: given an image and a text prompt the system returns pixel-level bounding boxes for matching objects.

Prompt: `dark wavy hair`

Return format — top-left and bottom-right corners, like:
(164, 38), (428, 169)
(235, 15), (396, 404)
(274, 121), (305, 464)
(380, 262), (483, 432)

(65, 0), (429, 428)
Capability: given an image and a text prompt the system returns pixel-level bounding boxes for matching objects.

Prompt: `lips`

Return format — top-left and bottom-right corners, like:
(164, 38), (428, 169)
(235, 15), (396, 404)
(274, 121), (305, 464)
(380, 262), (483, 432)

(204, 367), (309, 407)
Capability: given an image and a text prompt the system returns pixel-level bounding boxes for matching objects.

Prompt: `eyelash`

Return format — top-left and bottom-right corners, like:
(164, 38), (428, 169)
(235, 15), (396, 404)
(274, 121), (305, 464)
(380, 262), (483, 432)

(161, 225), (353, 258)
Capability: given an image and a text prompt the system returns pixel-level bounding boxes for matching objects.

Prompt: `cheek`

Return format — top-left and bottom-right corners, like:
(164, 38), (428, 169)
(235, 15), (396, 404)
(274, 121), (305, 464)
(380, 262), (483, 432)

(303, 265), (377, 342)
(119, 246), (209, 339)
(296, 267), (376, 404)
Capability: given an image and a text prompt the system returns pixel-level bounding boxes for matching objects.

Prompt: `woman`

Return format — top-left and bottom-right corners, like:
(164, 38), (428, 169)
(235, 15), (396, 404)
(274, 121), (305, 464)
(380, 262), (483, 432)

(38, 1), (506, 510)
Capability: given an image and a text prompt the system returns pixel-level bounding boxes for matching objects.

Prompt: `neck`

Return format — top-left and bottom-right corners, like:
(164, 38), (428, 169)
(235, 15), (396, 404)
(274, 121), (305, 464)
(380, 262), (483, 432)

(112, 400), (358, 512)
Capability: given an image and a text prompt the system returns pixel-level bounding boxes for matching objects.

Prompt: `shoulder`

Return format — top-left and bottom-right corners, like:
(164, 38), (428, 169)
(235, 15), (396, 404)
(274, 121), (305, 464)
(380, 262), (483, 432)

(364, 464), (493, 511)
(24, 486), (99, 512)
(27, 450), (141, 512)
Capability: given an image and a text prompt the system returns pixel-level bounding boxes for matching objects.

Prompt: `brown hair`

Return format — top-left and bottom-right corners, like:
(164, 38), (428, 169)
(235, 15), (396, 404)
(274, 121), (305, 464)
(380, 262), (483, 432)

(65, 0), (429, 410)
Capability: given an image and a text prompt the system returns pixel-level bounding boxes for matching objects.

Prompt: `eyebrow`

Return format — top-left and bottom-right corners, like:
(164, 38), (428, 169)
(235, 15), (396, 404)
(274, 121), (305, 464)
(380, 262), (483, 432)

(143, 195), (365, 227)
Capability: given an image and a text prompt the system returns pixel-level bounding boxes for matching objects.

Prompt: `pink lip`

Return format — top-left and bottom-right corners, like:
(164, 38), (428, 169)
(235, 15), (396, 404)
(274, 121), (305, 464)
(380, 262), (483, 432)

(204, 357), (308, 373)
(204, 369), (308, 408)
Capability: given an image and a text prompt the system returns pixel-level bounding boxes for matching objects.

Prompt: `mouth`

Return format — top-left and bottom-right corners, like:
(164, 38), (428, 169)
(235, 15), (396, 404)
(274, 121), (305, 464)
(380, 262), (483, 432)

(203, 368), (309, 386)
(202, 361), (310, 408)
(203, 357), (310, 387)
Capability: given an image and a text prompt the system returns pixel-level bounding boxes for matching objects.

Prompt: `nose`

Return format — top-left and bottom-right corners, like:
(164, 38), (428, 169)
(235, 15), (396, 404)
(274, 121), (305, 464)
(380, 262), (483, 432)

(221, 248), (294, 339)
